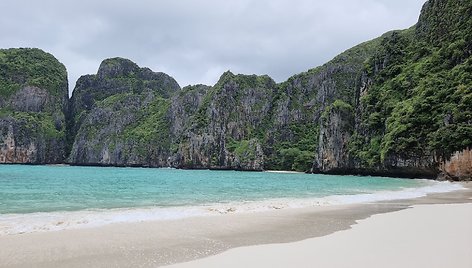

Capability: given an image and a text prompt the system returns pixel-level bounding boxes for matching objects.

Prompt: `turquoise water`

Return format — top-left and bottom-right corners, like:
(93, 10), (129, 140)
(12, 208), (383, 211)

(0, 165), (430, 215)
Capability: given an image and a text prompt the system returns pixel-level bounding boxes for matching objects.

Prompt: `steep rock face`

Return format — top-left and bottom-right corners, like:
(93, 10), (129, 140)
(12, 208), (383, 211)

(69, 58), (179, 140)
(344, 0), (472, 178)
(0, 48), (68, 163)
(245, 38), (381, 172)
(9, 0), (468, 180)
(68, 58), (180, 166)
(314, 100), (355, 172)
(172, 72), (275, 170)
(164, 0), (469, 178)
(9, 86), (50, 112)
(168, 84), (210, 138)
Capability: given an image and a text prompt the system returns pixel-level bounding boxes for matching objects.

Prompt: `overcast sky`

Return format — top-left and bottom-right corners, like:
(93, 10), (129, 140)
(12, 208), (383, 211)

(1, 0), (426, 95)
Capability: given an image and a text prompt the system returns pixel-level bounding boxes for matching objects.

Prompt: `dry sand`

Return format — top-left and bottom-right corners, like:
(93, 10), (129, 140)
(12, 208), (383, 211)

(0, 183), (471, 268)
(166, 203), (472, 268)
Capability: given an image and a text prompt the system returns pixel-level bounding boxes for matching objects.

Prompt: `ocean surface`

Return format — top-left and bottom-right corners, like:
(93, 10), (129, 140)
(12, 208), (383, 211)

(0, 165), (463, 235)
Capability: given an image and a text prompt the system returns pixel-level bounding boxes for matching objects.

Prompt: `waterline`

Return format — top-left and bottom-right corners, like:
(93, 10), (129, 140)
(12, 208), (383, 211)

(0, 178), (463, 235)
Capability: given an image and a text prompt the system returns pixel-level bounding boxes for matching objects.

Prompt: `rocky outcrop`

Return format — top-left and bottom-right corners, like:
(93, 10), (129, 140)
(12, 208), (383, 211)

(277, 0), (470, 179)
(69, 67), (273, 170)
(172, 72), (275, 170)
(314, 100), (355, 172)
(309, 0), (470, 180)
(0, 122), (36, 163)
(0, 48), (68, 164)
(9, 86), (50, 112)
(244, 38), (382, 172)
(68, 58), (180, 140)
(168, 84), (210, 137)
(68, 58), (180, 166)
(69, 92), (168, 166)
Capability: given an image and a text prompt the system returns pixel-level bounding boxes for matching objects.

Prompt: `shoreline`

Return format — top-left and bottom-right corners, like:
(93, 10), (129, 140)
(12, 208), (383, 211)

(3, 163), (467, 181)
(166, 203), (472, 268)
(0, 180), (462, 236)
(0, 182), (470, 267)
(264, 170), (305, 174)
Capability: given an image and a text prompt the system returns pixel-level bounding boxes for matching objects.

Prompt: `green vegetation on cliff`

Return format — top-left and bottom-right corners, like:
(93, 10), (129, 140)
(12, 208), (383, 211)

(351, 1), (472, 168)
(265, 123), (318, 172)
(68, 58), (180, 166)
(7, 111), (64, 139)
(123, 97), (171, 157)
(0, 48), (68, 163)
(4, 0), (469, 179)
(0, 48), (67, 98)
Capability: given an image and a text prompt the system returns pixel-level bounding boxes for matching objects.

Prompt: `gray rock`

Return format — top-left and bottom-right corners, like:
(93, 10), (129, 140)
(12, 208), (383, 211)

(0, 48), (68, 164)
(9, 86), (50, 113)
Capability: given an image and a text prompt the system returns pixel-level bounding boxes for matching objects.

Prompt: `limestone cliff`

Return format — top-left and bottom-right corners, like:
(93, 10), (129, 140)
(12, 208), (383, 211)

(64, 0), (470, 179)
(171, 72), (274, 170)
(0, 48), (68, 163)
(344, 0), (471, 178)
(2, 0), (470, 180)
(68, 58), (180, 166)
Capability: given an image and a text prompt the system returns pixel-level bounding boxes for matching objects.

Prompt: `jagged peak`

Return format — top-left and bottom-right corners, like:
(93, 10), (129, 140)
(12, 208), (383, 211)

(213, 70), (234, 88)
(217, 70), (234, 81)
(97, 57), (140, 79)
(215, 70), (275, 89)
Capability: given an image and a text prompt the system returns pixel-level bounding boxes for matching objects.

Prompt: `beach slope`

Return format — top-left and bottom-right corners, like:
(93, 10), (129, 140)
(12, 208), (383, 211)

(167, 203), (472, 268)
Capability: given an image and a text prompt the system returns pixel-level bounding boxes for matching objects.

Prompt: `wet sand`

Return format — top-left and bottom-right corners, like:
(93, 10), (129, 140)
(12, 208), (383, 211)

(0, 183), (471, 268)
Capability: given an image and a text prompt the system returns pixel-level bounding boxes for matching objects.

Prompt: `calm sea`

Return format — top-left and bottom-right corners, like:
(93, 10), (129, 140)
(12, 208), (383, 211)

(0, 165), (461, 234)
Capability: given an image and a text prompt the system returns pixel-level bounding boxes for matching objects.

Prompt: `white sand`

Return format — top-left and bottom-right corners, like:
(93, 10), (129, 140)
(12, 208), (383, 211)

(166, 203), (472, 268)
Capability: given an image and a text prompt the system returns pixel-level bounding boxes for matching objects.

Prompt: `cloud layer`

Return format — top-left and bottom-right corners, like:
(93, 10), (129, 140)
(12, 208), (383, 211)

(0, 0), (426, 94)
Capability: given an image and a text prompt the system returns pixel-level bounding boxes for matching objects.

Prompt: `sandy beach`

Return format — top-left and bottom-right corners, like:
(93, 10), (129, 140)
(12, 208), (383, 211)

(0, 183), (471, 268)
(167, 203), (472, 268)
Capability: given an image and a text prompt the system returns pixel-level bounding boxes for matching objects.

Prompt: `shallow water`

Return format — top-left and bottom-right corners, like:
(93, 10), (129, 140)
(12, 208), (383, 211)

(0, 165), (462, 234)
(0, 165), (432, 214)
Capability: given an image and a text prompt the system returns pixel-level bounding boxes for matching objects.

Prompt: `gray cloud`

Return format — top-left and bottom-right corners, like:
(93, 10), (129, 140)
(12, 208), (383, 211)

(0, 0), (426, 95)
